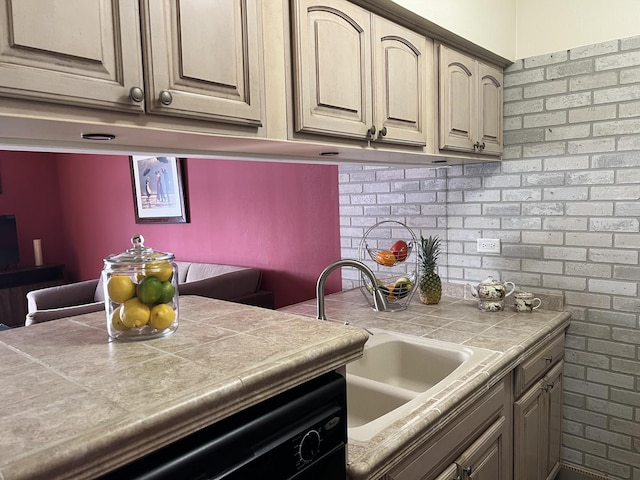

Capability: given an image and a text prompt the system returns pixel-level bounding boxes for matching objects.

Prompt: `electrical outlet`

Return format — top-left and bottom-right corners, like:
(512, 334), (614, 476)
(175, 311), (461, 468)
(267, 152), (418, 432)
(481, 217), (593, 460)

(477, 238), (501, 254)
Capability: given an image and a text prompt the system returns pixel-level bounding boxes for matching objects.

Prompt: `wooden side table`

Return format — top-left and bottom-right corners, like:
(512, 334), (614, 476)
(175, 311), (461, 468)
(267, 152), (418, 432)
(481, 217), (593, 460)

(0, 264), (65, 327)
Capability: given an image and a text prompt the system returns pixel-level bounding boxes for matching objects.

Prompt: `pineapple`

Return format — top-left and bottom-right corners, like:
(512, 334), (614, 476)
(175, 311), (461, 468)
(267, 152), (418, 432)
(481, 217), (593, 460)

(418, 235), (442, 305)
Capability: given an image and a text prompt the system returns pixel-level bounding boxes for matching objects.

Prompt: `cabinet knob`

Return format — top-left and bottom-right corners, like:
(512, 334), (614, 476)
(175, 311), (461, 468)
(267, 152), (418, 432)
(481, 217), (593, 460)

(159, 90), (173, 106)
(367, 125), (377, 138)
(462, 466), (473, 477)
(129, 86), (144, 103)
(378, 126), (388, 138)
(473, 141), (486, 151)
(544, 356), (553, 363)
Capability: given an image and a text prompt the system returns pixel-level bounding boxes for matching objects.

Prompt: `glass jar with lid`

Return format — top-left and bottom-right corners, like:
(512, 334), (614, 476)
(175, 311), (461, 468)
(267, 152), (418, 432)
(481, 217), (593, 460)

(102, 234), (178, 340)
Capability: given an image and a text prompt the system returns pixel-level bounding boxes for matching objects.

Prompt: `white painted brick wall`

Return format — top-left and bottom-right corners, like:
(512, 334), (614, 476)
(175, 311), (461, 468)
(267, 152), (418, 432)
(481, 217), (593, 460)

(338, 34), (640, 479)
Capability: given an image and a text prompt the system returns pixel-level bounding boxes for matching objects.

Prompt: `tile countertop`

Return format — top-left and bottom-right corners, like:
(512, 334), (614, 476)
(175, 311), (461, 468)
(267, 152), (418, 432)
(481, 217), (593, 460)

(279, 288), (572, 480)
(0, 295), (369, 480)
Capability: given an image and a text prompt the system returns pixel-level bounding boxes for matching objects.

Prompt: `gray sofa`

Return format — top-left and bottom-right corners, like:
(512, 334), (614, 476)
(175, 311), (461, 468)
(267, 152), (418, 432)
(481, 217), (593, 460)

(25, 261), (274, 326)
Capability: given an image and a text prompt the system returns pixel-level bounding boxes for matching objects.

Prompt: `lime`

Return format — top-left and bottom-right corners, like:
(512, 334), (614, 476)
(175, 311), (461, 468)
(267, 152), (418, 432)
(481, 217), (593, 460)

(158, 281), (175, 304)
(120, 298), (150, 328)
(106, 275), (136, 304)
(149, 304), (176, 330)
(137, 277), (162, 305)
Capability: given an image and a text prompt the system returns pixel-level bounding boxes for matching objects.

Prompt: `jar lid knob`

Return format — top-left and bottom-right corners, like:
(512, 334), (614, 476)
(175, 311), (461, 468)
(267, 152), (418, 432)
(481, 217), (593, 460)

(131, 234), (145, 249)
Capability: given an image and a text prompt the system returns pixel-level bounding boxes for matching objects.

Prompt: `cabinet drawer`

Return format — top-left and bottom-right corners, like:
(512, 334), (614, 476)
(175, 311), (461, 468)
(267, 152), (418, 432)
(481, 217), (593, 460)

(514, 331), (565, 398)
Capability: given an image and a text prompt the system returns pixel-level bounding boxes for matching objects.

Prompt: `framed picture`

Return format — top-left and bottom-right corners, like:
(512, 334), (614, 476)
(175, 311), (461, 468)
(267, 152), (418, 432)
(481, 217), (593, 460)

(130, 156), (189, 224)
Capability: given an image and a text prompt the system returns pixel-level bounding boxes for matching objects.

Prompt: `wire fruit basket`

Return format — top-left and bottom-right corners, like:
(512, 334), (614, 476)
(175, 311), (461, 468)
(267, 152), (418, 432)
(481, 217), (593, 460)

(358, 220), (419, 312)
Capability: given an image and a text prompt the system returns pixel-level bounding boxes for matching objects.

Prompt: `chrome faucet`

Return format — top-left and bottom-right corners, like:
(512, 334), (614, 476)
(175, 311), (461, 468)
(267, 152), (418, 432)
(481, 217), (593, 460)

(316, 259), (388, 320)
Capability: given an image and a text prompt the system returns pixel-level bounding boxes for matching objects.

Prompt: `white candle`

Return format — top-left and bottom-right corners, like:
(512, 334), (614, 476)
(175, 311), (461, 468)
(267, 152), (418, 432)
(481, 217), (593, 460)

(33, 239), (43, 266)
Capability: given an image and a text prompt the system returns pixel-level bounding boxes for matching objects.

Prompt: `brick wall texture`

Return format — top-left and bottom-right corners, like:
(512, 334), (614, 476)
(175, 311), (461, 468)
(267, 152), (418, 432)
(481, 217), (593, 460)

(339, 35), (640, 479)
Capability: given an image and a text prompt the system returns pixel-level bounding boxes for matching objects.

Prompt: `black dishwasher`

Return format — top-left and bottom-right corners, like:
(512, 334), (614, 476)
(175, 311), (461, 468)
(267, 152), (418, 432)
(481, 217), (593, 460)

(98, 371), (347, 480)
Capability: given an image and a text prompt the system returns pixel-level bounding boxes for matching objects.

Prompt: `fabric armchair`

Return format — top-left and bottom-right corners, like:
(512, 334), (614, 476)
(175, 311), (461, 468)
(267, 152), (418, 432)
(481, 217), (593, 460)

(25, 279), (105, 326)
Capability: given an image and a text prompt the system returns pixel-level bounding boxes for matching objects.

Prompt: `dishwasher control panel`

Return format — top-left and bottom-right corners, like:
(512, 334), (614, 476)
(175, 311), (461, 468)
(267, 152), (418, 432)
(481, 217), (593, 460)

(292, 408), (345, 469)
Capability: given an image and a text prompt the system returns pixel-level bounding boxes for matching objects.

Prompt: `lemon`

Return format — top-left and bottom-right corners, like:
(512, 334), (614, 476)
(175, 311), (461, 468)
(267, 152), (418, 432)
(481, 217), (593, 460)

(107, 275), (136, 304)
(137, 277), (162, 305)
(138, 260), (173, 283)
(157, 281), (175, 304)
(110, 305), (129, 331)
(149, 304), (176, 330)
(120, 298), (150, 328)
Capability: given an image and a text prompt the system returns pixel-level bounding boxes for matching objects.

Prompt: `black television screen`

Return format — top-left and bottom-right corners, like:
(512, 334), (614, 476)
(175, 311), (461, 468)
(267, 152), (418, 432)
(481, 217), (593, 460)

(0, 215), (19, 267)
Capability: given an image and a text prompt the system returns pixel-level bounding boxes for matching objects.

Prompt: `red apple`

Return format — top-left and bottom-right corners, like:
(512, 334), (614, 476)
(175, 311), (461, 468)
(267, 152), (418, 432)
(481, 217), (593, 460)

(389, 240), (408, 262)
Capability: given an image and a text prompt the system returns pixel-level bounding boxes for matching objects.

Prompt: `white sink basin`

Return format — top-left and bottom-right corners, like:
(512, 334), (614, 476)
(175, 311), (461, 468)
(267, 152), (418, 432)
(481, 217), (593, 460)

(346, 329), (495, 442)
(347, 336), (473, 392)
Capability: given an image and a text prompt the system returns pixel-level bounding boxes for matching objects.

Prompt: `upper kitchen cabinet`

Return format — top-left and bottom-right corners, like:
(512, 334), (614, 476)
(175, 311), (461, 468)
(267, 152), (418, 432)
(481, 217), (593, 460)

(141, 0), (263, 126)
(291, 0), (430, 146)
(372, 16), (429, 146)
(439, 44), (503, 156)
(0, 0), (144, 112)
(0, 0), (264, 128)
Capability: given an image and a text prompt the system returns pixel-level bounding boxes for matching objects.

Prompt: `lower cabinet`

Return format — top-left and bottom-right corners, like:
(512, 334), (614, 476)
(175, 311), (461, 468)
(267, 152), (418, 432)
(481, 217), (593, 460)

(428, 416), (510, 480)
(383, 375), (512, 480)
(455, 416), (509, 479)
(378, 329), (567, 480)
(513, 330), (565, 480)
(514, 361), (563, 480)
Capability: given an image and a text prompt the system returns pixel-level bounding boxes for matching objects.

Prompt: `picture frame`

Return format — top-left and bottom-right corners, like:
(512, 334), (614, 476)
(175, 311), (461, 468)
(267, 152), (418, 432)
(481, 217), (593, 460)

(130, 156), (189, 224)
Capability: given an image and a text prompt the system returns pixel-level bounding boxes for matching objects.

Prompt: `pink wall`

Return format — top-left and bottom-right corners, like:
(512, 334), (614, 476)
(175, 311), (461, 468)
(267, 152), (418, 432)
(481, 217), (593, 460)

(52, 154), (342, 308)
(0, 151), (67, 266)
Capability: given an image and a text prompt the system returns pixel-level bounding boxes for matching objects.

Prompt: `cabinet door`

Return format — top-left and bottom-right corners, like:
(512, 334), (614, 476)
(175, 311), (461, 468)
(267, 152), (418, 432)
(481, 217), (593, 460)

(142, 0), (263, 126)
(457, 417), (509, 480)
(545, 361), (563, 480)
(514, 380), (545, 480)
(372, 16), (427, 146)
(439, 45), (475, 153)
(292, 0), (372, 139)
(477, 62), (503, 156)
(0, 0), (144, 112)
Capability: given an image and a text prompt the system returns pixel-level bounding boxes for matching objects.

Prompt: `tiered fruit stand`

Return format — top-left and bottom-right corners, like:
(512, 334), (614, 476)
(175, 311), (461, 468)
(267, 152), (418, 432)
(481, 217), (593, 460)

(358, 220), (419, 312)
